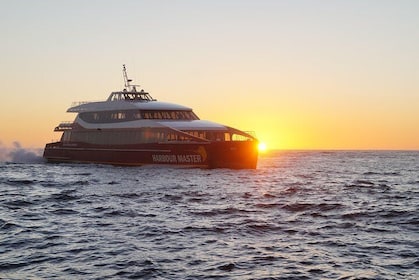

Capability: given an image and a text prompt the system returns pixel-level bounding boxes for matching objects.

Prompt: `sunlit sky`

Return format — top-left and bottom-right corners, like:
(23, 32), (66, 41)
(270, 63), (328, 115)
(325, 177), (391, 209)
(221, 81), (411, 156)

(1, 0), (418, 150)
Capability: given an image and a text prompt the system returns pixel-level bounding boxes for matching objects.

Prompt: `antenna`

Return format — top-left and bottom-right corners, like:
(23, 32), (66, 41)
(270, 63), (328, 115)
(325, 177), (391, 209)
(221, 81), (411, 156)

(122, 64), (138, 92)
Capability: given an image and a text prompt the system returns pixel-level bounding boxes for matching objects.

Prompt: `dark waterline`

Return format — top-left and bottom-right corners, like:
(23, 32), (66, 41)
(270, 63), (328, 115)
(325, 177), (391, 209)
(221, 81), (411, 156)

(1, 151), (418, 279)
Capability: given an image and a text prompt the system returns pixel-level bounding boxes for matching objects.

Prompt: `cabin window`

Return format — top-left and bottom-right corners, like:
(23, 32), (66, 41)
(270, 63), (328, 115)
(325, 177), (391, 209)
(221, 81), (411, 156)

(140, 110), (199, 120)
(79, 109), (199, 123)
(111, 112), (126, 120)
(67, 127), (208, 145)
(232, 133), (252, 141)
(154, 112), (163, 119)
(183, 130), (207, 140)
(133, 111), (142, 119)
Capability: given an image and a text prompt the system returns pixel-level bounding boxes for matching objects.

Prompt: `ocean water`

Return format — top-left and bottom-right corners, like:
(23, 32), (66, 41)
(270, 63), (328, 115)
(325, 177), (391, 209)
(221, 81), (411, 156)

(0, 151), (418, 279)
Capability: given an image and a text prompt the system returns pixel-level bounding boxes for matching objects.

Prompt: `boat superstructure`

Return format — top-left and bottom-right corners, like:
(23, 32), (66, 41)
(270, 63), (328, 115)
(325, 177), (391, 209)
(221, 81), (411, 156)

(43, 65), (259, 168)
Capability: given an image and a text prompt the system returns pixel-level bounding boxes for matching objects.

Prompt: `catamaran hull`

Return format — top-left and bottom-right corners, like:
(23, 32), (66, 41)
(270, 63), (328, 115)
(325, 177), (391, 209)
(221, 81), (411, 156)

(43, 141), (258, 169)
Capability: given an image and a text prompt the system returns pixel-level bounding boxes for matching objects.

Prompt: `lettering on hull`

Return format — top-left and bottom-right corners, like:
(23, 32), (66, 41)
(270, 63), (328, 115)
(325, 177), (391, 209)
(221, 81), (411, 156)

(152, 154), (202, 164)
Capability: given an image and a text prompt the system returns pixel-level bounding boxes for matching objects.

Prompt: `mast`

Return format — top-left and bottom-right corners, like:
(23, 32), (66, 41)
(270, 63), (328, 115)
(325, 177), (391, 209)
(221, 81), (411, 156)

(111, 65), (155, 102)
(122, 64), (139, 92)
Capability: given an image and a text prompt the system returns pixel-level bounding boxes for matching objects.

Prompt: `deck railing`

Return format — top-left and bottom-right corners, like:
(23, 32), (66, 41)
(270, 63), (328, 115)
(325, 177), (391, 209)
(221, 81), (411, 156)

(54, 121), (74, 131)
(70, 101), (101, 107)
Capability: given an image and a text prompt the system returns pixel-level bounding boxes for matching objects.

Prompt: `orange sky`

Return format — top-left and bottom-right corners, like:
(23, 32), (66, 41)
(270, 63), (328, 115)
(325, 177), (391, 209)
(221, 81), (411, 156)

(1, 1), (418, 150)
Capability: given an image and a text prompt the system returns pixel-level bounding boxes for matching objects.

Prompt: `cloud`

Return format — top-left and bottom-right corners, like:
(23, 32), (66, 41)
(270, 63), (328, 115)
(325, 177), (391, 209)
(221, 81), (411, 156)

(0, 141), (44, 163)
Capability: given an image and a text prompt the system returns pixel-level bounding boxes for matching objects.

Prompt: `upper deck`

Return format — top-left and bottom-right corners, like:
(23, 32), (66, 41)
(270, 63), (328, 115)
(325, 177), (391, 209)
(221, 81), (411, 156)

(67, 97), (193, 113)
(110, 64), (155, 102)
(107, 89), (155, 102)
(67, 65), (193, 113)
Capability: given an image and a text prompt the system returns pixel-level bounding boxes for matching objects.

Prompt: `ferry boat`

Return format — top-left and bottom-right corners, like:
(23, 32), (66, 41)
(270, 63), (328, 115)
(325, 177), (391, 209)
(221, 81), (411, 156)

(43, 65), (259, 168)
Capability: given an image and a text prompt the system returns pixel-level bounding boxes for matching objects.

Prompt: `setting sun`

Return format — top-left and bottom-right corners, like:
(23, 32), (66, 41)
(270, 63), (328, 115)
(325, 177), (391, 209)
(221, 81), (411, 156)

(258, 142), (267, 153)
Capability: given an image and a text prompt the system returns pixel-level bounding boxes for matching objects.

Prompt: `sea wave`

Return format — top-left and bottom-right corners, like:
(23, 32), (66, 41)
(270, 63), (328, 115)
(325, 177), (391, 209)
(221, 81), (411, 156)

(0, 151), (418, 279)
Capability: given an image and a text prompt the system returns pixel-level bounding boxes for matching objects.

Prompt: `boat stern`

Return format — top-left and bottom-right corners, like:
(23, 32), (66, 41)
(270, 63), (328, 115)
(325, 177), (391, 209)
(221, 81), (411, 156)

(207, 140), (259, 169)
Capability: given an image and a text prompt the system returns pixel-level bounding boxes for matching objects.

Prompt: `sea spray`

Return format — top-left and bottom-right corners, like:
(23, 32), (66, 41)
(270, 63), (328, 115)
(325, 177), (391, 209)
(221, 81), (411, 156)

(0, 141), (43, 163)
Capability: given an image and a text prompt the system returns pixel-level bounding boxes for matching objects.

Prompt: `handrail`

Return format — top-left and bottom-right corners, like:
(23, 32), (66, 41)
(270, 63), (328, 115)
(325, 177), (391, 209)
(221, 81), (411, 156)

(71, 101), (102, 107)
(54, 121), (74, 131)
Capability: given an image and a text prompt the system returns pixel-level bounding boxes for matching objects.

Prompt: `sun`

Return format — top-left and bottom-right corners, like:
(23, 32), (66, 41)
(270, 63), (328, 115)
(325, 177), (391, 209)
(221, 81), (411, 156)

(258, 142), (267, 152)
